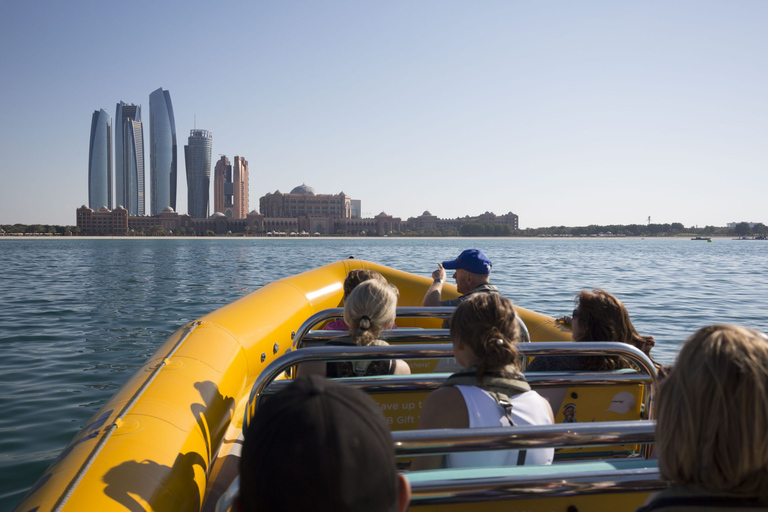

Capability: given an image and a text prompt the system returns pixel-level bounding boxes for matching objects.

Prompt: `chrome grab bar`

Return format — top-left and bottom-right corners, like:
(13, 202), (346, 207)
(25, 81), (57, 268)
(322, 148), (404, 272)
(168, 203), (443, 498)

(260, 370), (654, 395)
(300, 328), (451, 346)
(244, 342), (657, 430)
(408, 466), (664, 504)
(393, 420), (655, 455)
(214, 423), (661, 512)
(291, 306), (456, 350)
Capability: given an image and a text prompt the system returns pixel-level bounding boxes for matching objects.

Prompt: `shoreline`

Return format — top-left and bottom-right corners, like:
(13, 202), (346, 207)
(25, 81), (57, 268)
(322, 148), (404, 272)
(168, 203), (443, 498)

(0, 235), (741, 241)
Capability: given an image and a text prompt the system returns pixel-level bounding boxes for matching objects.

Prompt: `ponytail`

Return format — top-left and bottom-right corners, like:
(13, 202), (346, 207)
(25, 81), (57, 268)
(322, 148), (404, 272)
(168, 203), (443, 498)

(344, 280), (398, 346)
(450, 294), (521, 379)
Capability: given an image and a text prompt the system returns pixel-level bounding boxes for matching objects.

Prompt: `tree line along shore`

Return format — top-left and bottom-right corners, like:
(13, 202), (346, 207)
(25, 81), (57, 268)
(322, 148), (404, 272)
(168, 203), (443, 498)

(2, 221), (764, 238)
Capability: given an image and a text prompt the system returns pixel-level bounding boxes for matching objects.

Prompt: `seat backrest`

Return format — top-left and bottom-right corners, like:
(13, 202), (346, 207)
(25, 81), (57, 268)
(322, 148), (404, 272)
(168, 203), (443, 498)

(400, 421), (662, 510)
(406, 458), (663, 511)
(245, 342), (657, 435)
(215, 422), (661, 512)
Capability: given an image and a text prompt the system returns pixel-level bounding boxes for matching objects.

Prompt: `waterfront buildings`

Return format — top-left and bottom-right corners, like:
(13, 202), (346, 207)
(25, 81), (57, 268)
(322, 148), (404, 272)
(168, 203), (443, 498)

(88, 109), (112, 210)
(149, 88), (177, 216)
(260, 185), (351, 234)
(75, 200), (518, 237)
(115, 102), (145, 215)
(184, 129), (213, 219)
(214, 156), (249, 218)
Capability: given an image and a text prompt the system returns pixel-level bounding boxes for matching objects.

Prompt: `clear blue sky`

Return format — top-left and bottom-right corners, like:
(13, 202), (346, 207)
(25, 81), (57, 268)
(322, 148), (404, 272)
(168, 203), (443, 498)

(1, 0), (766, 228)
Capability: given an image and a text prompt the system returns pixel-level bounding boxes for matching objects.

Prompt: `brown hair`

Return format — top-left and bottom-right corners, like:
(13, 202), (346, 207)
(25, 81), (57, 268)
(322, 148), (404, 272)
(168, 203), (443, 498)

(343, 269), (387, 301)
(574, 289), (647, 370)
(656, 325), (768, 499)
(344, 280), (399, 347)
(449, 293), (521, 378)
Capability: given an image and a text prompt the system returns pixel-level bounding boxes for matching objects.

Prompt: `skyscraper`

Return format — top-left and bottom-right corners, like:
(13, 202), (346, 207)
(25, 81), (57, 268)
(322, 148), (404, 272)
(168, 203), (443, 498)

(214, 155), (249, 218)
(185, 129), (213, 218)
(213, 156), (232, 216)
(88, 109), (112, 210)
(149, 88), (177, 216)
(115, 102), (145, 215)
(233, 156), (249, 219)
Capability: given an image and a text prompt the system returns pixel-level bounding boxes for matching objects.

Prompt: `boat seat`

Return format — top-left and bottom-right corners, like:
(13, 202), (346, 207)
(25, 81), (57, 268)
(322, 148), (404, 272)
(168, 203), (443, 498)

(299, 329), (460, 374)
(291, 306), (531, 353)
(246, 342), (656, 461)
(406, 458), (663, 511)
(214, 422), (661, 512)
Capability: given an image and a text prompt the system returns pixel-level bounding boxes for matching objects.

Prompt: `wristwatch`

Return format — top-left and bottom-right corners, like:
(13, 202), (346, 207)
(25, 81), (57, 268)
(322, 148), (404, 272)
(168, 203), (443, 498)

(433, 278), (444, 284)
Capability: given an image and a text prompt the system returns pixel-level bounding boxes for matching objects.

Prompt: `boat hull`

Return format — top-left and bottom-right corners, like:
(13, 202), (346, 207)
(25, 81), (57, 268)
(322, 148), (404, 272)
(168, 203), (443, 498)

(16, 260), (570, 512)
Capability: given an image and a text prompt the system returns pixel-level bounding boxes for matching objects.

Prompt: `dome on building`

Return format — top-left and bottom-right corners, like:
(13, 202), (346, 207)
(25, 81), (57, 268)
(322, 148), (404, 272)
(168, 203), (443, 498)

(379, 211), (387, 216)
(290, 183), (316, 195)
(80, 204), (88, 209)
(249, 210), (259, 215)
(163, 206), (175, 213)
(99, 206), (110, 212)
(423, 211), (432, 216)
(211, 212), (226, 218)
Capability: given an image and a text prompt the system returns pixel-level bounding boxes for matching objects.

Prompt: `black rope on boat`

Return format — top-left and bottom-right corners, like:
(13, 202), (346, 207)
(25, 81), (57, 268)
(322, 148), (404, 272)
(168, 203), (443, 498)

(52, 321), (203, 512)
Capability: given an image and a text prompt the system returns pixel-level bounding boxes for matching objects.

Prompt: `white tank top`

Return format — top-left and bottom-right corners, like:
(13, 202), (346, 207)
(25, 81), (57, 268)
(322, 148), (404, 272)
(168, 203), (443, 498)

(445, 386), (554, 468)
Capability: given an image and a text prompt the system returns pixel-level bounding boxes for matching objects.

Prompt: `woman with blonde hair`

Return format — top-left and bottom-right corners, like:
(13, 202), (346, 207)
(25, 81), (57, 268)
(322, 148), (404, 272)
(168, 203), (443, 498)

(300, 279), (410, 378)
(411, 293), (553, 470)
(323, 269), (389, 331)
(639, 325), (768, 510)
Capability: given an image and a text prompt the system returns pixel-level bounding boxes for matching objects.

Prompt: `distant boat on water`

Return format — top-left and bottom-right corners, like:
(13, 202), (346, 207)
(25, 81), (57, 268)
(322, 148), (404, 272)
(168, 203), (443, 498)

(691, 236), (712, 242)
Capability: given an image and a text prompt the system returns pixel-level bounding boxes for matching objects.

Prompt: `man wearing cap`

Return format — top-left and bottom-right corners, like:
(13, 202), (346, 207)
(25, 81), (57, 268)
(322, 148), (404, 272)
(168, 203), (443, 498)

(239, 375), (411, 512)
(423, 248), (498, 307)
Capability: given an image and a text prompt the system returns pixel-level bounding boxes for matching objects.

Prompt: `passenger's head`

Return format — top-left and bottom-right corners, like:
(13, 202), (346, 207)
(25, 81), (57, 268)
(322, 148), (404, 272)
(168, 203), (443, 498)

(572, 289), (638, 343)
(449, 293), (521, 377)
(442, 249), (492, 294)
(342, 269), (387, 301)
(344, 279), (399, 346)
(656, 325), (768, 499)
(240, 375), (411, 512)
(571, 289), (647, 370)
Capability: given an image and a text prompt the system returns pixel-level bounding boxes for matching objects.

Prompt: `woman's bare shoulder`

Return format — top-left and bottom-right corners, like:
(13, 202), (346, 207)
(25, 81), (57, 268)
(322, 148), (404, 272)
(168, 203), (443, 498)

(418, 386), (468, 429)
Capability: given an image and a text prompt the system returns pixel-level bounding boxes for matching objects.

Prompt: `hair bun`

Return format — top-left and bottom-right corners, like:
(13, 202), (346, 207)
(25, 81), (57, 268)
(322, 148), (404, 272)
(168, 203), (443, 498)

(359, 315), (371, 330)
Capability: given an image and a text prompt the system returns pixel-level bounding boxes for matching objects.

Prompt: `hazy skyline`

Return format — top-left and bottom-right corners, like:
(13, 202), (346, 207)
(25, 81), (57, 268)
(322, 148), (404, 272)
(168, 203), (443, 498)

(1, 1), (766, 228)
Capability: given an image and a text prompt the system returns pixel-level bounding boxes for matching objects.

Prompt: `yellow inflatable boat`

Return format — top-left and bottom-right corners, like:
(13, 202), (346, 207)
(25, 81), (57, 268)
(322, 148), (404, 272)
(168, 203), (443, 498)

(16, 260), (660, 512)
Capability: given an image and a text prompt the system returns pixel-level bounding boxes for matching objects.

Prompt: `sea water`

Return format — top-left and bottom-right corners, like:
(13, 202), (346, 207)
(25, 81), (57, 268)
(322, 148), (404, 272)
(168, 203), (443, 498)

(1, 237), (766, 508)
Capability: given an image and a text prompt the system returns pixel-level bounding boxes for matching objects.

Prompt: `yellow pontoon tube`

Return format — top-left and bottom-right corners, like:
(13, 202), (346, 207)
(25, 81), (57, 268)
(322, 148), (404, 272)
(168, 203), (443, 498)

(17, 260), (571, 512)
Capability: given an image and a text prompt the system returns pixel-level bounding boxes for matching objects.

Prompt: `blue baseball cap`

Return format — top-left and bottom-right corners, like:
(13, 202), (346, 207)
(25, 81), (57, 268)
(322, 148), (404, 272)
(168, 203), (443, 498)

(442, 249), (492, 275)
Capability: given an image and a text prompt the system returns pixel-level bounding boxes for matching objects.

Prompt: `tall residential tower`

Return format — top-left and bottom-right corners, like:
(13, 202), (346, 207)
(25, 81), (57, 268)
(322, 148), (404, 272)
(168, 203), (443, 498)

(115, 102), (145, 215)
(184, 129), (213, 218)
(149, 88), (177, 215)
(88, 109), (112, 210)
(214, 155), (249, 218)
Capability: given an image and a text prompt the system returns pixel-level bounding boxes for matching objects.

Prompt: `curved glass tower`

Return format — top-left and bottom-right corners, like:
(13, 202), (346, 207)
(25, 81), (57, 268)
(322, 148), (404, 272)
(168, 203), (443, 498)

(149, 88), (177, 216)
(88, 109), (112, 210)
(115, 102), (145, 215)
(185, 129), (213, 218)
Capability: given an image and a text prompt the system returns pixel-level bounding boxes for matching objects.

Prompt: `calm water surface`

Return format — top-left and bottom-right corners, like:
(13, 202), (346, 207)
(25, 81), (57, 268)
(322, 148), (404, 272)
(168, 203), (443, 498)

(1, 237), (766, 508)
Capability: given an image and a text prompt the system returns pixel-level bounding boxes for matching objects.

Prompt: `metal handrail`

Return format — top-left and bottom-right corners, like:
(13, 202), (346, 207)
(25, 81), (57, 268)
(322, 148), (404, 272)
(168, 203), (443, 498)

(291, 306), (456, 350)
(408, 466), (664, 505)
(299, 328), (451, 346)
(393, 420), (655, 456)
(214, 424), (661, 512)
(260, 370), (654, 395)
(244, 342), (657, 430)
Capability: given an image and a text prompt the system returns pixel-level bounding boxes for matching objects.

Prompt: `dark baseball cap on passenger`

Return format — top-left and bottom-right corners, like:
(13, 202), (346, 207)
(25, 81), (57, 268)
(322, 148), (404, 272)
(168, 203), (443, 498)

(240, 375), (399, 512)
(442, 249), (492, 275)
